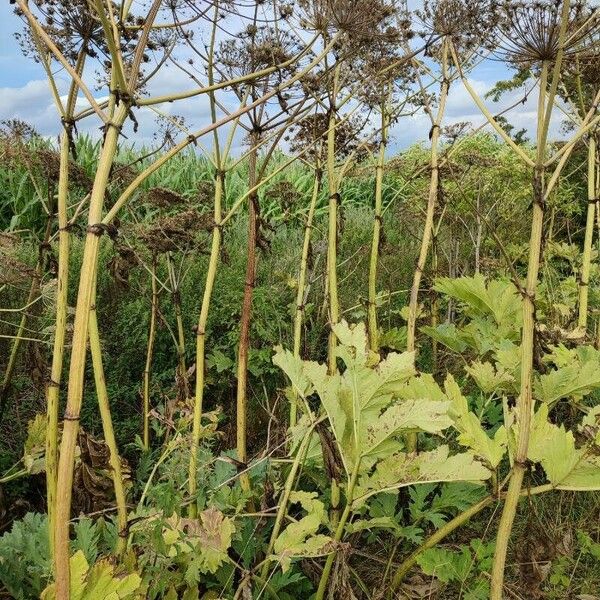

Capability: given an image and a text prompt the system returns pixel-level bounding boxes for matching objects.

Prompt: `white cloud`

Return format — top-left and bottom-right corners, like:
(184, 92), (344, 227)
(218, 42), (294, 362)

(389, 77), (564, 150)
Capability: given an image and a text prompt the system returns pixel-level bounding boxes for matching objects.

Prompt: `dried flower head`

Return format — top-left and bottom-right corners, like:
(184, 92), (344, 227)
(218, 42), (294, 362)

(264, 180), (301, 213)
(14, 0), (110, 63)
(289, 112), (366, 162)
(145, 187), (187, 210)
(418, 0), (501, 54)
(137, 209), (211, 254)
(496, 1), (600, 65)
(299, 0), (398, 42)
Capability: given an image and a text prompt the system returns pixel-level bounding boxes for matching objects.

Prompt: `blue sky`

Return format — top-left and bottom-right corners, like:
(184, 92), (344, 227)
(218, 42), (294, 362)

(0, 3), (562, 153)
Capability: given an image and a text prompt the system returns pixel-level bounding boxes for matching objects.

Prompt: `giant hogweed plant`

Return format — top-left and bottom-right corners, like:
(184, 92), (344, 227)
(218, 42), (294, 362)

(381, 273), (600, 591)
(272, 320), (493, 598)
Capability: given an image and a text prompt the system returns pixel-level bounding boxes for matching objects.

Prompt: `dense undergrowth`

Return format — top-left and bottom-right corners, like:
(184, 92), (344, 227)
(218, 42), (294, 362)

(3, 0), (600, 598)
(2, 132), (600, 599)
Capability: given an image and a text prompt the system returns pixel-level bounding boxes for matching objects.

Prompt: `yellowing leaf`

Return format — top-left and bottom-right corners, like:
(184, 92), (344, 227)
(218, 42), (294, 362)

(272, 347), (314, 399)
(23, 413), (46, 474)
(465, 361), (514, 395)
(527, 405), (580, 485)
(397, 373), (446, 403)
(273, 493), (330, 572)
(354, 446), (490, 506)
(41, 550), (142, 600)
(534, 358), (600, 406)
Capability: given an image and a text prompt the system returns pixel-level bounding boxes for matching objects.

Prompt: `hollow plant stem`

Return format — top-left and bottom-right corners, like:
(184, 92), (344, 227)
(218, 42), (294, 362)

(88, 280), (128, 555)
(367, 95), (389, 352)
(406, 39), (449, 356)
(188, 170), (224, 515)
(490, 56), (554, 599)
(578, 135), (596, 331)
(54, 101), (128, 598)
(142, 255), (158, 451)
(45, 131), (71, 558)
(405, 39), (449, 452)
(290, 167), (321, 426)
(326, 66), (341, 374)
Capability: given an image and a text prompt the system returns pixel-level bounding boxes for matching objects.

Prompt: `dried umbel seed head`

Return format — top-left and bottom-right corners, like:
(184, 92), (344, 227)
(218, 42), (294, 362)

(14, 0), (109, 63)
(145, 187), (187, 209)
(496, 1), (600, 65)
(299, 0), (398, 41)
(0, 119), (38, 143)
(418, 0), (501, 54)
(196, 180), (215, 206)
(33, 149), (92, 189)
(154, 114), (187, 151)
(107, 244), (138, 287)
(289, 112), (366, 161)
(216, 26), (301, 86)
(264, 181), (301, 212)
(442, 121), (473, 143)
(111, 163), (138, 190)
(137, 210), (211, 253)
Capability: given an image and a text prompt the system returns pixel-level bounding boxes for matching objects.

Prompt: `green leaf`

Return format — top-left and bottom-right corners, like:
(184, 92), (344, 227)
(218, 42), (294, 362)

(534, 357), (600, 406)
(273, 347), (314, 399)
(417, 546), (472, 583)
(434, 275), (521, 325)
(445, 375), (507, 468)
(421, 323), (468, 353)
(0, 512), (51, 599)
(23, 413), (46, 474)
(345, 517), (401, 535)
(41, 550), (142, 600)
(272, 492), (331, 572)
(299, 334), (417, 473)
(397, 374), (446, 403)
(363, 399), (452, 461)
(72, 517), (100, 565)
(354, 446), (490, 505)
(465, 361), (514, 395)
(522, 405), (600, 490)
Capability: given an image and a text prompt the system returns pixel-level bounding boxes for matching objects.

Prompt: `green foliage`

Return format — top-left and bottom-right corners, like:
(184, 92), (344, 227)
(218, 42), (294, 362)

(272, 492), (331, 572)
(276, 321), (491, 496)
(41, 550), (142, 600)
(417, 539), (495, 598)
(0, 512), (51, 599)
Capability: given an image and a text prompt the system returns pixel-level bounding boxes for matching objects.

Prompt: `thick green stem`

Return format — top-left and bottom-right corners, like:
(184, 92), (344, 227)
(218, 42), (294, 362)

(490, 57), (553, 600)
(368, 97), (389, 352)
(405, 40), (449, 452)
(142, 255), (158, 451)
(406, 40), (449, 356)
(290, 169), (321, 426)
(578, 136), (596, 330)
(46, 132), (71, 559)
(188, 171), (224, 516)
(315, 461), (361, 600)
(326, 67), (341, 374)
(54, 102), (128, 599)
(88, 282), (128, 556)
